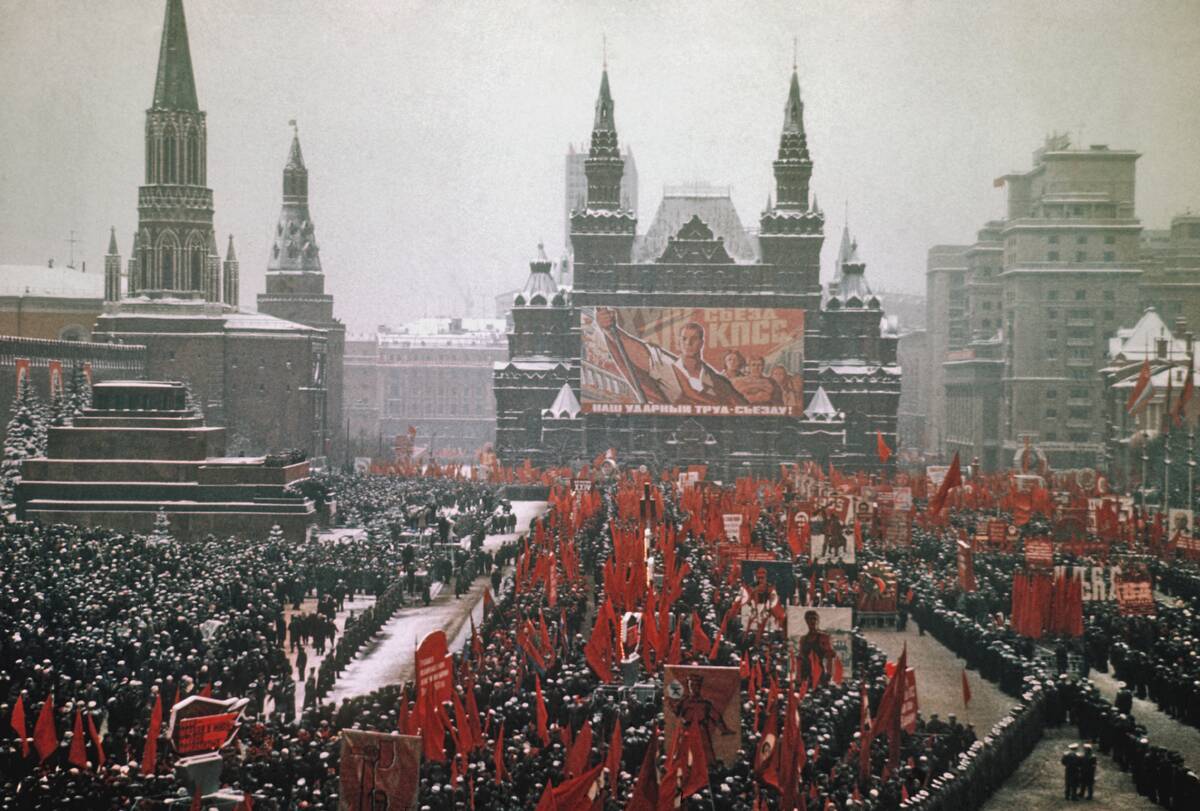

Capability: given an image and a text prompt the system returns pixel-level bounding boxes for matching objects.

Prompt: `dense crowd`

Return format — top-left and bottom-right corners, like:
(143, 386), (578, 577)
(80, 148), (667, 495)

(5, 469), (1200, 810)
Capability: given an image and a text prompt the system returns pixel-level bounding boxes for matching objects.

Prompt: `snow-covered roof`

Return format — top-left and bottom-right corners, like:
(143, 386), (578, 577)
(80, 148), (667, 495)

(0, 263), (104, 299)
(634, 191), (758, 264)
(804, 386), (841, 420)
(542, 383), (581, 419)
(1107, 307), (1189, 361)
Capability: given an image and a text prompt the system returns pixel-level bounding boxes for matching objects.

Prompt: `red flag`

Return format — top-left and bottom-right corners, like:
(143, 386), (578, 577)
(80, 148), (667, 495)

(483, 586), (496, 618)
(690, 612), (711, 658)
(1126, 358), (1153, 415)
(189, 787), (203, 811)
(142, 692), (162, 775)
(961, 668), (972, 708)
(566, 720), (594, 778)
(535, 675), (549, 746)
(33, 692), (57, 763)
(753, 692), (781, 790)
(68, 708), (88, 768)
(235, 793), (254, 811)
(626, 727), (660, 811)
(10, 694), (28, 758)
(87, 711), (105, 769)
(494, 721), (508, 784)
(584, 601), (615, 683)
(605, 720), (622, 786)
(928, 452), (962, 515)
(200, 682), (212, 698)
(876, 432), (892, 464)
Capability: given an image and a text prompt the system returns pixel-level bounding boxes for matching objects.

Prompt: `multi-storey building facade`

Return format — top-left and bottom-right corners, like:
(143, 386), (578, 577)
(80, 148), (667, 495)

(998, 137), (1143, 468)
(923, 245), (968, 457)
(92, 0), (331, 457)
(345, 318), (507, 462)
(494, 68), (900, 475)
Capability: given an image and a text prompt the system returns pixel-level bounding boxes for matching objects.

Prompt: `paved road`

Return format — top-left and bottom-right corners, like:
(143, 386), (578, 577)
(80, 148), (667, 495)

(863, 624), (1010, 735)
(324, 500), (549, 704)
(1089, 666), (1200, 774)
(982, 726), (1158, 811)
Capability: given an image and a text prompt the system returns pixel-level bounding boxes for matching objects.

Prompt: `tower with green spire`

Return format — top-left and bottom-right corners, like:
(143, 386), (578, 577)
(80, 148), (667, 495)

(132, 0), (216, 300)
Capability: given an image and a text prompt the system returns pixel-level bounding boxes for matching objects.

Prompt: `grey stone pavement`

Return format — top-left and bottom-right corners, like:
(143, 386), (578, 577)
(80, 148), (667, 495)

(863, 624), (1164, 810)
(1089, 665), (1200, 775)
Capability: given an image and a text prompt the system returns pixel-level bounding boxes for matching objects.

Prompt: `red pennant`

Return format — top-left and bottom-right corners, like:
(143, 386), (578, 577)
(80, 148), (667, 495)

(141, 692), (162, 775)
(10, 694), (28, 758)
(33, 692), (57, 763)
(68, 708), (88, 768)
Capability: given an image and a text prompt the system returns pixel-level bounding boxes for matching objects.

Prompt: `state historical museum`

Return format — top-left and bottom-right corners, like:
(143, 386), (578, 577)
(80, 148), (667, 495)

(494, 69), (899, 476)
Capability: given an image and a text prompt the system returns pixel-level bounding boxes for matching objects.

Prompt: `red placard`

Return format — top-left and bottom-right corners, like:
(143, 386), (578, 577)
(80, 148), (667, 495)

(176, 711), (240, 755)
(957, 540), (976, 593)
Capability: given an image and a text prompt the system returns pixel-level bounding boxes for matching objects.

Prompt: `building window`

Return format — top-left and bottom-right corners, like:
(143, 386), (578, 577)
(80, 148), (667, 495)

(1046, 431), (1057, 441)
(1105, 235), (1116, 245)
(1103, 309), (1114, 321)
(1046, 389), (1057, 399)
(1104, 251), (1115, 262)
(1046, 408), (1058, 418)
(1048, 235), (1059, 244)
(1048, 290), (1059, 301)
(1074, 289), (1086, 300)
(1047, 329), (1058, 339)
(1103, 289), (1115, 301)
(1047, 309), (1058, 320)
(1048, 251), (1060, 262)
(1076, 235), (1088, 245)
(1075, 251), (1087, 262)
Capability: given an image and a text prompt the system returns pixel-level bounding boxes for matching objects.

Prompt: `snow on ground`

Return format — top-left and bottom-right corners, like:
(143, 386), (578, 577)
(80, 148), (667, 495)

(324, 500), (549, 705)
(278, 593), (377, 716)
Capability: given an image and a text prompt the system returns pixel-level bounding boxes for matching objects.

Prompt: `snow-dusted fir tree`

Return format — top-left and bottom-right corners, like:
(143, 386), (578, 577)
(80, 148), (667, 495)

(267, 524), (286, 545)
(48, 384), (69, 428)
(1, 394), (41, 501)
(65, 366), (92, 419)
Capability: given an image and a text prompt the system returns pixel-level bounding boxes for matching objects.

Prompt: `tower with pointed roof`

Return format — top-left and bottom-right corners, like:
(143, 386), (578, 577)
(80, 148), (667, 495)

(130, 0), (217, 300)
(257, 125), (345, 461)
(104, 228), (121, 303)
(94, 1), (332, 461)
(570, 69), (637, 275)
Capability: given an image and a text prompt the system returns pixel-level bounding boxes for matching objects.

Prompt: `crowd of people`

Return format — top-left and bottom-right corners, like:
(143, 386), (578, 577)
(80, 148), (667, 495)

(4, 467), (1200, 810)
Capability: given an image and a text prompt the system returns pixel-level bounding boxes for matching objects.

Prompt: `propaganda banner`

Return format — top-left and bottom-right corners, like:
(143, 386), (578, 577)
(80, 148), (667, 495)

(14, 357), (30, 391)
(47, 360), (64, 397)
(663, 665), (741, 767)
(1053, 565), (1121, 601)
(1115, 566), (1155, 616)
(338, 730), (422, 811)
(956, 540), (976, 593)
(722, 513), (744, 543)
(415, 631), (453, 705)
(893, 487), (913, 512)
(1168, 508), (1194, 541)
(1178, 536), (1200, 560)
(787, 606), (854, 680)
(571, 478), (593, 493)
(167, 695), (249, 756)
(1024, 538), (1054, 568)
(739, 560), (794, 635)
(580, 306), (805, 416)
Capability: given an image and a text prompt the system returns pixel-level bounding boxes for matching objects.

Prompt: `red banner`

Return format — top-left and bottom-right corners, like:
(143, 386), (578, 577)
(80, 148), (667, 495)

(48, 361), (63, 397)
(15, 358), (29, 391)
(416, 631), (453, 705)
(1115, 568), (1155, 616)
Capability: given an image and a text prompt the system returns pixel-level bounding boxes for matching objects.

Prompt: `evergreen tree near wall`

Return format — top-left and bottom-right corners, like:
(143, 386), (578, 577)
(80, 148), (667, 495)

(1, 391), (41, 502)
(149, 507), (173, 545)
(66, 366), (92, 419)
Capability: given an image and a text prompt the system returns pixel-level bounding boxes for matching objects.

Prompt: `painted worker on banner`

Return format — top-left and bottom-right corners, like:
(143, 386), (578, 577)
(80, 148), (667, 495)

(798, 609), (837, 685)
(594, 308), (747, 408)
(669, 672), (736, 765)
(732, 355), (784, 405)
(742, 566), (783, 636)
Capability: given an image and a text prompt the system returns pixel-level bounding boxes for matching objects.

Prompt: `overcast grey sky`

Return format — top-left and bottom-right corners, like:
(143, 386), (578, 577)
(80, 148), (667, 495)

(1, 0), (1198, 334)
